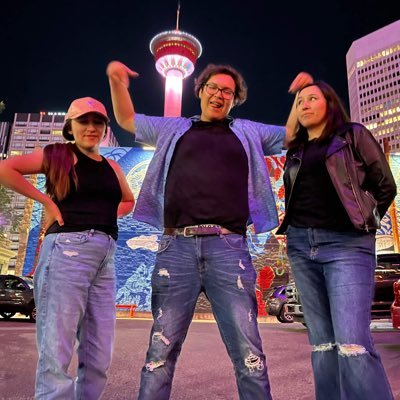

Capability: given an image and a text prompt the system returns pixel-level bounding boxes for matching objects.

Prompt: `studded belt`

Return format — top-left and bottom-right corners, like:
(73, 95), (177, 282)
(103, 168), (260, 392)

(163, 224), (235, 237)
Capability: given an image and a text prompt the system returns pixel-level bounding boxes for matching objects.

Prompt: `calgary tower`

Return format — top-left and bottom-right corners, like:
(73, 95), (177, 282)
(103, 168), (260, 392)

(149, 4), (202, 117)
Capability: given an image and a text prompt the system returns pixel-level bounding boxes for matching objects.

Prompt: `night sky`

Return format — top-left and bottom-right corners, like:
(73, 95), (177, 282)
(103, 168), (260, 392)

(0, 0), (398, 146)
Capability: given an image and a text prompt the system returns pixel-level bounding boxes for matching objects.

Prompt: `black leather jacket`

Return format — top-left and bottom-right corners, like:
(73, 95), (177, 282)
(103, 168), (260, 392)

(277, 123), (397, 234)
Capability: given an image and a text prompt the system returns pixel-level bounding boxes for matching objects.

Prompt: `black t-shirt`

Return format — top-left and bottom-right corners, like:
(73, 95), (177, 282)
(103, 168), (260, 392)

(164, 119), (249, 235)
(288, 139), (354, 230)
(46, 144), (122, 240)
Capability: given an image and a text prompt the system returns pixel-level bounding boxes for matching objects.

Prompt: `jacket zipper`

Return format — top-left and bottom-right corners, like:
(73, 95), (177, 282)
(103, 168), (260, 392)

(286, 154), (302, 211)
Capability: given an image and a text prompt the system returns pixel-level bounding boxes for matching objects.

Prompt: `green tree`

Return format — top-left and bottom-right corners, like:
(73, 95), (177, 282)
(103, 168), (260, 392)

(0, 101), (5, 114)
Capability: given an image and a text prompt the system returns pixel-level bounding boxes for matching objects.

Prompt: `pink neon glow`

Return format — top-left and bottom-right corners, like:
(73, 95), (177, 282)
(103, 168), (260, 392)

(155, 54), (194, 78)
(164, 69), (183, 117)
(150, 29), (202, 117)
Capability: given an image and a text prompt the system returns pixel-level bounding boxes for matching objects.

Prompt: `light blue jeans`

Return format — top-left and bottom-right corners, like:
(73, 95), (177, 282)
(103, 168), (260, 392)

(33, 230), (117, 400)
(286, 226), (394, 400)
(138, 234), (272, 400)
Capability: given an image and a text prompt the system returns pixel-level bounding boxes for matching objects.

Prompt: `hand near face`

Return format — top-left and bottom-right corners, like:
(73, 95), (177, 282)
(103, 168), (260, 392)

(289, 72), (313, 94)
(43, 200), (64, 230)
(106, 61), (139, 88)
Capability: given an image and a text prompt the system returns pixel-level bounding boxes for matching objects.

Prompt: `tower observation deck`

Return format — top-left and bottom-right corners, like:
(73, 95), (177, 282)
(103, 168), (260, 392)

(149, 6), (202, 116)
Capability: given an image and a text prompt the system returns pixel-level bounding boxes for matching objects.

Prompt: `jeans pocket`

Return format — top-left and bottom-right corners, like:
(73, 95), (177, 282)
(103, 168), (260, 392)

(56, 232), (89, 245)
(220, 234), (247, 251)
(156, 235), (174, 254)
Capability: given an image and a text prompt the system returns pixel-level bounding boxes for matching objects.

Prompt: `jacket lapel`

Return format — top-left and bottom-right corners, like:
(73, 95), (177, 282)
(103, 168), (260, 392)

(326, 135), (347, 158)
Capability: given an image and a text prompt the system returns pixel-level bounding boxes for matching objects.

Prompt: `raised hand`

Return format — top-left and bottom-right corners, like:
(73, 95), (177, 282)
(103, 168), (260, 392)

(106, 61), (139, 89)
(289, 72), (313, 94)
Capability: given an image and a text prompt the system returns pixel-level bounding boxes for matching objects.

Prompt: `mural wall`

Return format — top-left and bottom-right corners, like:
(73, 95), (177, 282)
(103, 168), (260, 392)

(21, 148), (400, 314)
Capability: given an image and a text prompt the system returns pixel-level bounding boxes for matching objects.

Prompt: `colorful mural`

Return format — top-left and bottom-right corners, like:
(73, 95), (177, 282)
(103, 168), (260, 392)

(21, 148), (400, 314)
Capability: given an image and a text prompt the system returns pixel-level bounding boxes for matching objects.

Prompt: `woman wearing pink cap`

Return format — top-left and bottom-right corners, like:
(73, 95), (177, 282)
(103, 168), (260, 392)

(0, 97), (134, 399)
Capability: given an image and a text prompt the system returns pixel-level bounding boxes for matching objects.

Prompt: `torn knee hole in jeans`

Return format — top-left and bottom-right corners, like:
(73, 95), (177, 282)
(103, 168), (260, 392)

(313, 342), (335, 352)
(145, 360), (165, 372)
(152, 331), (170, 346)
(338, 343), (368, 357)
(244, 351), (264, 373)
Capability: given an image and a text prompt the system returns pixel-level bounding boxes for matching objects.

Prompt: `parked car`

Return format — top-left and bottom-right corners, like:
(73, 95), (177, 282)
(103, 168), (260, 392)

(391, 279), (400, 329)
(285, 253), (400, 325)
(373, 253), (400, 317)
(0, 275), (36, 322)
(266, 285), (293, 323)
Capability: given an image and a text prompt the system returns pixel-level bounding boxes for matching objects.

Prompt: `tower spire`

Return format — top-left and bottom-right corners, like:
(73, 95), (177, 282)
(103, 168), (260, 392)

(176, 2), (181, 31)
(149, 4), (202, 117)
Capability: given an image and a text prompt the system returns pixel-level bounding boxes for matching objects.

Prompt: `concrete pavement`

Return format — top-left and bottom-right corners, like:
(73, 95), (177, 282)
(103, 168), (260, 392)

(0, 318), (399, 399)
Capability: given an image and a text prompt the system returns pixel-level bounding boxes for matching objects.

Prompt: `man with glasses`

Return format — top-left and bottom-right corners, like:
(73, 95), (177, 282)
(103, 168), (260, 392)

(107, 61), (310, 400)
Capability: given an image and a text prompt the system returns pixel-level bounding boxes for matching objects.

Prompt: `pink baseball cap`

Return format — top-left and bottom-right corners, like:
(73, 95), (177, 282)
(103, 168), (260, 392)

(62, 97), (110, 141)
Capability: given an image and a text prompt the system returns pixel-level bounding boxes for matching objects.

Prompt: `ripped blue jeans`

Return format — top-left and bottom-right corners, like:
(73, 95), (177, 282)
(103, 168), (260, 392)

(286, 226), (394, 400)
(138, 234), (272, 400)
(34, 230), (116, 400)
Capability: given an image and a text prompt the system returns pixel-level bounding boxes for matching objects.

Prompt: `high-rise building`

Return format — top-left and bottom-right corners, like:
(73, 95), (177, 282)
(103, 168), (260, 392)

(346, 20), (400, 152)
(149, 6), (202, 117)
(3, 111), (119, 274)
(0, 122), (11, 159)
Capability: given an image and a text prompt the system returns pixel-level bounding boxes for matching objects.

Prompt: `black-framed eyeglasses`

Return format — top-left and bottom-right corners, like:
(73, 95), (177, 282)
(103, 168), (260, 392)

(203, 83), (235, 100)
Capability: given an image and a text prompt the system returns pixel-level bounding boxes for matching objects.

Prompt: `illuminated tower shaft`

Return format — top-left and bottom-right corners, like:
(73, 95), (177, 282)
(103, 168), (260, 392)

(164, 69), (183, 117)
(150, 13), (202, 117)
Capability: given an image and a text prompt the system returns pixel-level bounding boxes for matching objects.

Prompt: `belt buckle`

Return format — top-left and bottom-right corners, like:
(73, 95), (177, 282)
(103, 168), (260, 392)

(183, 225), (197, 237)
(183, 224), (222, 237)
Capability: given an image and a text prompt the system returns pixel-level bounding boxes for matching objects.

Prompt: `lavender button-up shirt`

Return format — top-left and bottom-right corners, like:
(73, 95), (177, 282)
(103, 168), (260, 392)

(133, 113), (285, 234)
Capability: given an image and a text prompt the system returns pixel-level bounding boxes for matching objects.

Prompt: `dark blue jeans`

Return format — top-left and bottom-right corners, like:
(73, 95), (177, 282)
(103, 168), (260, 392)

(286, 226), (394, 400)
(138, 234), (272, 400)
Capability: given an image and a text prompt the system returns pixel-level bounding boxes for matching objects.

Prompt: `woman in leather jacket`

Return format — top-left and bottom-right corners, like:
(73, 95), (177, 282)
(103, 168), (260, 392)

(278, 80), (396, 400)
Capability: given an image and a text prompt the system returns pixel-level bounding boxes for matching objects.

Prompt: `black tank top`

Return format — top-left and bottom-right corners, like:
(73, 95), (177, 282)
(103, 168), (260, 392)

(46, 144), (122, 240)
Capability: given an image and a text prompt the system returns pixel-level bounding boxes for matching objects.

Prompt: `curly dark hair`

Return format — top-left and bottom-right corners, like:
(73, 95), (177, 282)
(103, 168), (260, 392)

(194, 64), (247, 106)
